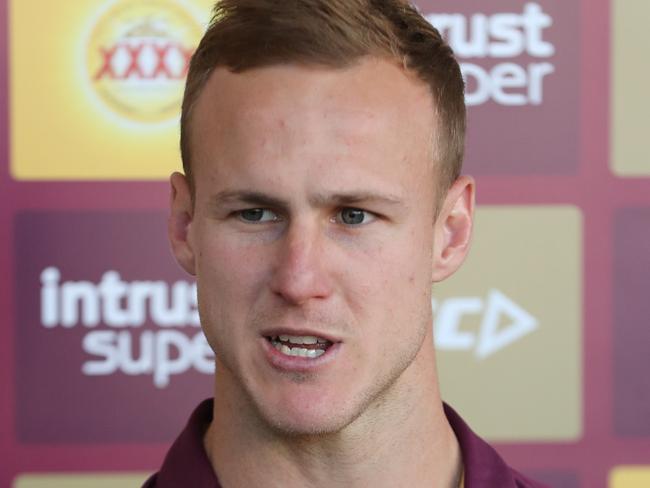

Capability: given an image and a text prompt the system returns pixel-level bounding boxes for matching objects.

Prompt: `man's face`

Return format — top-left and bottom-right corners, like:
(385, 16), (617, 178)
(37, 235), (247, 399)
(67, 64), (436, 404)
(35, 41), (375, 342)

(181, 58), (444, 435)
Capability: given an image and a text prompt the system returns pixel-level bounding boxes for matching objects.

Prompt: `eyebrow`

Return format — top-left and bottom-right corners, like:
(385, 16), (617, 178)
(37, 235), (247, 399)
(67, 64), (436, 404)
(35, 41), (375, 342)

(210, 190), (287, 209)
(311, 191), (404, 208)
(208, 190), (405, 209)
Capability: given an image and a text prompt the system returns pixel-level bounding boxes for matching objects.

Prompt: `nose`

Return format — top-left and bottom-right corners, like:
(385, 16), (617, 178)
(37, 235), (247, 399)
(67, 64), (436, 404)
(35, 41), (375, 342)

(269, 220), (333, 305)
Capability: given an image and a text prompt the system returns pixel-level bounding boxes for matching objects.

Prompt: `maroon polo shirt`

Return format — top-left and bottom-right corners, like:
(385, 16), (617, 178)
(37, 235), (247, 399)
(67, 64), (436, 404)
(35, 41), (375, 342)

(143, 399), (547, 487)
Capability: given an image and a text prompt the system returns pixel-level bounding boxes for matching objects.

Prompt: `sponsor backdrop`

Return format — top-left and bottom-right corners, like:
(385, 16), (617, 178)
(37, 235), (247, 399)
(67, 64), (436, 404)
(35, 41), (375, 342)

(1, 0), (648, 487)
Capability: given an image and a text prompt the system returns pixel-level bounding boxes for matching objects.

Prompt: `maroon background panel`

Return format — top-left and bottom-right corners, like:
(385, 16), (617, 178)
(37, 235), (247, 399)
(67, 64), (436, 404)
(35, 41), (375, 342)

(14, 211), (212, 443)
(420, 0), (580, 175)
(613, 208), (650, 438)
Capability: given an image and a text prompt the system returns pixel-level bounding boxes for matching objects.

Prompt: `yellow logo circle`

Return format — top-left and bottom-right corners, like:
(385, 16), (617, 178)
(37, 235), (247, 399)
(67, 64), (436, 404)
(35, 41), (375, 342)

(87, 0), (203, 124)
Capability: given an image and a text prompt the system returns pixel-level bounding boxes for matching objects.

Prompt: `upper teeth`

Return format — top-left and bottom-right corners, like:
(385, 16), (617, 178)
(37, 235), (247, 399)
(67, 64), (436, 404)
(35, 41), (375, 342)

(278, 335), (326, 345)
(269, 334), (330, 359)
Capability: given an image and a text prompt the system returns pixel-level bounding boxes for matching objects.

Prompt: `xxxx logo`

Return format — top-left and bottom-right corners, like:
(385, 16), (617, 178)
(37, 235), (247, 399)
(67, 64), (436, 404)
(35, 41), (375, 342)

(86, 0), (204, 124)
(93, 39), (193, 81)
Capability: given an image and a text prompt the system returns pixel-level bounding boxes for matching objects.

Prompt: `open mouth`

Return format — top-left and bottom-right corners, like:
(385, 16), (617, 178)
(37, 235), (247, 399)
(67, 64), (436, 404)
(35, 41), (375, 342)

(265, 334), (333, 359)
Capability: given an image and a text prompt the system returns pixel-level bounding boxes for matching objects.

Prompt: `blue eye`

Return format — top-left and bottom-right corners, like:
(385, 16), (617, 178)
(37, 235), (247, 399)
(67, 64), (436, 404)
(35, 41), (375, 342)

(238, 208), (279, 223)
(338, 208), (375, 225)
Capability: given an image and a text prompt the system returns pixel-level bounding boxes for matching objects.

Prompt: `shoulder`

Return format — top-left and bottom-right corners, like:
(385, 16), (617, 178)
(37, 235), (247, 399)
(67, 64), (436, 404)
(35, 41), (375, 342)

(142, 399), (220, 488)
(141, 473), (157, 487)
(443, 403), (549, 488)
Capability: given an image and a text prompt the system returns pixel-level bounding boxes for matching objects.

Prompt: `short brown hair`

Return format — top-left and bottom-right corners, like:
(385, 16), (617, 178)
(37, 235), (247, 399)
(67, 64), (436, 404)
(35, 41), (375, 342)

(181, 0), (465, 195)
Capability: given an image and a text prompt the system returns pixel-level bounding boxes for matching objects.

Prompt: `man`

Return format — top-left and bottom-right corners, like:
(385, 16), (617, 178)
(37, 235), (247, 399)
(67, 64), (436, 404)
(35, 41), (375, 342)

(147, 0), (546, 486)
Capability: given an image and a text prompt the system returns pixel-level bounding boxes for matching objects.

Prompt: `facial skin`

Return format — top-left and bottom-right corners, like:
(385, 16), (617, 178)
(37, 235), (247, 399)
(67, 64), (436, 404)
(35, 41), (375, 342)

(169, 57), (474, 484)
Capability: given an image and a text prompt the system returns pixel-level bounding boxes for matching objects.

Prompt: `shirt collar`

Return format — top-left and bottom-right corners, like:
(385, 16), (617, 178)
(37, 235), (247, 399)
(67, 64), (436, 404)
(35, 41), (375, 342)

(152, 399), (220, 488)
(150, 399), (541, 488)
(443, 403), (546, 487)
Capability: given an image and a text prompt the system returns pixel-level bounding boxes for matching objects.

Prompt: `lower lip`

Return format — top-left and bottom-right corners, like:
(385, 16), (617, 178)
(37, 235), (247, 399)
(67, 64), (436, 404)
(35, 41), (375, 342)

(260, 337), (341, 373)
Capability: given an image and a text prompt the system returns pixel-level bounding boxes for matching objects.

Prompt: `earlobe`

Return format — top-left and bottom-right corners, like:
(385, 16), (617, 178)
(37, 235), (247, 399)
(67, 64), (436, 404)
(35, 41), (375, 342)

(168, 171), (197, 276)
(432, 175), (475, 282)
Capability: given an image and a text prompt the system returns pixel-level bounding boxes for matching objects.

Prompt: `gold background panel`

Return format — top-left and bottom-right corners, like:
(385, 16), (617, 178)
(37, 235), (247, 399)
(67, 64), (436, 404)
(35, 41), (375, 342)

(610, 467), (650, 487)
(611, 0), (650, 176)
(10, 0), (214, 180)
(434, 206), (582, 441)
(14, 473), (150, 488)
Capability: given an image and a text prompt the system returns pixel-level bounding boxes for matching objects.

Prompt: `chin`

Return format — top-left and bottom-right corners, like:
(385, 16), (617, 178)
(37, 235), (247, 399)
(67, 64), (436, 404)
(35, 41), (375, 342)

(246, 389), (351, 437)
(263, 409), (355, 437)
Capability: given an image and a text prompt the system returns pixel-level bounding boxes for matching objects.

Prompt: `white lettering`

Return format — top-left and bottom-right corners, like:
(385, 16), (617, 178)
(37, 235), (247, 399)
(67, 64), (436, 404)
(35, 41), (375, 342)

(434, 297), (482, 349)
(62, 281), (100, 327)
(491, 63), (528, 106)
(522, 3), (555, 57)
(430, 13), (490, 58)
(120, 330), (154, 375)
(81, 330), (214, 388)
(489, 13), (524, 58)
(463, 62), (555, 106)
(82, 331), (120, 375)
(427, 3), (554, 59)
(40, 267), (60, 328)
(40, 267), (199, 328)
(462, 63), (492, 106)
(426, 3), (556, 107)
(475, 290), (538, 358)
(528, 62), (554, 104)
(99, 270), (132, 326)
(154, 330), (193, 388)
(129, 281), (155, 326)
(42, 267), (208, 387)
(433, 289), (538, 357)
(150, 281), (194, 326)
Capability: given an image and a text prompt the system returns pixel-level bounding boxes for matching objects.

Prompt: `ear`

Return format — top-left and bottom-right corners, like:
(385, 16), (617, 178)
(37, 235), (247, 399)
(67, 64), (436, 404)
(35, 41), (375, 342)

(432, 175), (475, 282)
(168, 172), (197, 276)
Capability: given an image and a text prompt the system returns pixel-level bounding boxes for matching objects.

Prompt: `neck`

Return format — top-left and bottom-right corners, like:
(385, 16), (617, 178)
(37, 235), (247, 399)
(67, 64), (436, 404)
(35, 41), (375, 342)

(204, 335), (462, 488)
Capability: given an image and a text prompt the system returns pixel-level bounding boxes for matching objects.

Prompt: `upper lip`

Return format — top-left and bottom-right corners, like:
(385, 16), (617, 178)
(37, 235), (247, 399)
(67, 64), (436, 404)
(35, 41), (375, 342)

(261, 328), (342, 343)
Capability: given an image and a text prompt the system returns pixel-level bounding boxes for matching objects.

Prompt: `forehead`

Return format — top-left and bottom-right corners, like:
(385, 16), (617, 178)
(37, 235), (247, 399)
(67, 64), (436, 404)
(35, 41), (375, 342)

(189, 58), (436, 183)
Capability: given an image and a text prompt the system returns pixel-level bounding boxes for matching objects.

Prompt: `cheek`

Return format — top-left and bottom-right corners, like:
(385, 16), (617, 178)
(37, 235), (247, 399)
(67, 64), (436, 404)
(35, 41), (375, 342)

(197, 228), (270, 282)
(194, 234), (271, 331)
(344, 233), (432, 318)
(377, 229), (432, 286)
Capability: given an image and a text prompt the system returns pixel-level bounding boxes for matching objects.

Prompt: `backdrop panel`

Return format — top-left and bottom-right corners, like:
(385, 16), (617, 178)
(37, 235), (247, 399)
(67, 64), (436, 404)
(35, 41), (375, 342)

(1, 1), (649, 487)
